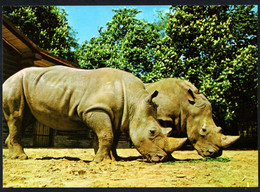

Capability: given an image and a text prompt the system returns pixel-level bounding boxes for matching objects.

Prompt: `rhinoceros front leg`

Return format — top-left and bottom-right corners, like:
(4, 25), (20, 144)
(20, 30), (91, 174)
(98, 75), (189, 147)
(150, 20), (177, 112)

(111, 131), (121, 161)
(93, 134), (99, 154)
(93, 131), (121, 161)
(85, 111), (114, 162)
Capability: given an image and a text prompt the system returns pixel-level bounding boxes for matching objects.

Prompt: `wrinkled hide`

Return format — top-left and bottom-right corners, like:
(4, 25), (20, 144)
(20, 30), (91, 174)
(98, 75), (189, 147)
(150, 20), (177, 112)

(3, 66), (186, 162)
(146, 78), (239, 157)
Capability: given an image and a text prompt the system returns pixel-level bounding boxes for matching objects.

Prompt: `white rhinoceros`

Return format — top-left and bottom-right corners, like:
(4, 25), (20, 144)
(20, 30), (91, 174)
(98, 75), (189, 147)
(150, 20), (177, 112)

(3, 66), (186, 162)
(146, 78), (239, 157)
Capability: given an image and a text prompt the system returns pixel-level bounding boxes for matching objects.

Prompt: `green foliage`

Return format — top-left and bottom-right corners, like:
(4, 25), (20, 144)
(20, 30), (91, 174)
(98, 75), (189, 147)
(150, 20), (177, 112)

(3, 6), (79, 62)
(161, 157), (230, 165)
(3, 5), (256, 137)
(152, 5), (258, 131)
(75, 6), (257, 134)
(76, 8), (161, 78)
(153, 9), (171, 38)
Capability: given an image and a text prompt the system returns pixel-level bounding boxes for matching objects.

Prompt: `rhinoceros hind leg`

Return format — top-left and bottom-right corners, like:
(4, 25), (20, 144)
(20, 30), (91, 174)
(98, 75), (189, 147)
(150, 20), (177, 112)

(10, 153), (28, 160)
(3, 78), (29, 160)
(5, 119), (28, 160)
(86, 111), (114, 163)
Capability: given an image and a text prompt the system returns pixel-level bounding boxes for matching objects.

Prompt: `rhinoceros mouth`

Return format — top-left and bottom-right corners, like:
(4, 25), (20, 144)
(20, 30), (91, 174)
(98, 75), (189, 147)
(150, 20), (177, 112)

(208, 149), (223, 157)
(195, 146), (223, 158)
(197, 149), (223, 158)
(146, 153), (167, 162)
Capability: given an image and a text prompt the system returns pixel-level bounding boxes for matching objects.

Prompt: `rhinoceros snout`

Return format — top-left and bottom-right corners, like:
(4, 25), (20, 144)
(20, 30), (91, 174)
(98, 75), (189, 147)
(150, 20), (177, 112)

(148, 153), (167, 162)
(197, 148), (223, 158)
(207, 148), (223, 157)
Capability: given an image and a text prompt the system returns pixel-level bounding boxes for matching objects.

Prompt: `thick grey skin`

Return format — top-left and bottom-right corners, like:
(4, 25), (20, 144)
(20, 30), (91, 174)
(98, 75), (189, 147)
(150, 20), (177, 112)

(3, 66), (179, 162)
(146, 78), (240, 158)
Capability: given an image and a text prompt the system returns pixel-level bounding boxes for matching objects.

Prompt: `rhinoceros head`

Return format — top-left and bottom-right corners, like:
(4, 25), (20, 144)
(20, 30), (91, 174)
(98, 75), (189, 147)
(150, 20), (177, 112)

(186, 88), (240, 157)
(130, 90), (187, 162)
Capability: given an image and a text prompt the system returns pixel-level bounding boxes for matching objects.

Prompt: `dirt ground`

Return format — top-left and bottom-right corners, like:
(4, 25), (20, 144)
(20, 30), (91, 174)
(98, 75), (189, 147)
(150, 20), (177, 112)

(2, 148), (258, 188)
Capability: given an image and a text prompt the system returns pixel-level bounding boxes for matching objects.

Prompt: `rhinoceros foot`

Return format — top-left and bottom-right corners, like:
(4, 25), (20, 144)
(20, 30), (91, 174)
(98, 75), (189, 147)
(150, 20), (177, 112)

(6, 136), (28, 160)
(10, 153), (28, 160)
(93, 152), (113, 163)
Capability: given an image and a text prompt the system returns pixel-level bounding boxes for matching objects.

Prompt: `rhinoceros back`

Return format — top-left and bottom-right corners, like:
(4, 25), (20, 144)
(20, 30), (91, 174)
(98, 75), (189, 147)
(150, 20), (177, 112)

(4, 66), (143, 131)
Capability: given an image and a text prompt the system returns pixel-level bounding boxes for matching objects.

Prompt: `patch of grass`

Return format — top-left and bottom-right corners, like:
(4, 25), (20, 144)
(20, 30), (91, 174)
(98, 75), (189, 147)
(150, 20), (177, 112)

(211, 164), (221, 168)
(161, 161), (176, 165)
(202, 157), (230, 163)
(161, 157), (230, 165)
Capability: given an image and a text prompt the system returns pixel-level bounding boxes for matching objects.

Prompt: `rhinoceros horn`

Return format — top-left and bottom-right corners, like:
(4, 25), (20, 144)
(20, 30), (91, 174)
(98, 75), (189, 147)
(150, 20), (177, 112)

(220, 135), (240, 148)
(165, 137), (188, 153)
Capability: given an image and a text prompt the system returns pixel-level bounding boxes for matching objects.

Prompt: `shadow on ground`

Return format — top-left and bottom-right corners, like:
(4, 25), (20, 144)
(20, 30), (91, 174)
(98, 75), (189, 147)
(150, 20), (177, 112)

(36, 156), (91, 163)
(35, 155), (219, 164)
(35, 155), (145, 163)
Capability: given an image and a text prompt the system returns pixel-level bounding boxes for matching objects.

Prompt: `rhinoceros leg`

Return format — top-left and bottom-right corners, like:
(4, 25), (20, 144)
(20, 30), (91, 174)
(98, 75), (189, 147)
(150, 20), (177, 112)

(5, 118), (28, 160)
(110, 131), (121, 161)
(93, 132), (121, 161)
(3, 88), (28, 160)
(93, 134), (99, 154)
(85, 111), (114, 162)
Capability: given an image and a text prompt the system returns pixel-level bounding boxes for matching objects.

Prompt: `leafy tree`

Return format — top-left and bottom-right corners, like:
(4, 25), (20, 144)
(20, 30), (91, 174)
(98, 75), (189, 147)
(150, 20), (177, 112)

(152, 5), (257, 134)
(76, 8), (161, 78)
(3, 6), (79, 62)
(76, 6), (257, 136)
(153, 9), (171, 38)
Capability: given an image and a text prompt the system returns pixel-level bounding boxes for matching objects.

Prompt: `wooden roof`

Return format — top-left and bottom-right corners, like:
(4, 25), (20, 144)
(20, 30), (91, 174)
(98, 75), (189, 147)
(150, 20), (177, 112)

(2, 16), (78, 68)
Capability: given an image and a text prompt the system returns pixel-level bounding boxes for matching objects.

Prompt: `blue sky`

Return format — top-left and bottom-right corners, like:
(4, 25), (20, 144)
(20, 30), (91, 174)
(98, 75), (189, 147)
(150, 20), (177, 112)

(58, 6), (171, 45)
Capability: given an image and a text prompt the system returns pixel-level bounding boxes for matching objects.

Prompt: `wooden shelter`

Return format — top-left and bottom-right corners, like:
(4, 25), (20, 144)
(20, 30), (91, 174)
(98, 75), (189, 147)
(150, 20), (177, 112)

(2, 16), (77, 81)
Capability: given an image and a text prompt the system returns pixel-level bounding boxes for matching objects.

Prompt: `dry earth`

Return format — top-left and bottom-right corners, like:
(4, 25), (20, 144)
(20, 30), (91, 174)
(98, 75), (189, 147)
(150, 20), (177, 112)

(2, 148), (258, 188)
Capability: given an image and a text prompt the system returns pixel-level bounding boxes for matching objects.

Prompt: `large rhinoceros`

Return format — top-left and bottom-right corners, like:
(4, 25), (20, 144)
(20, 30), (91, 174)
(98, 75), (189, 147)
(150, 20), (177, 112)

(146, 78), (240, 157)
(3, 66), (187, 162)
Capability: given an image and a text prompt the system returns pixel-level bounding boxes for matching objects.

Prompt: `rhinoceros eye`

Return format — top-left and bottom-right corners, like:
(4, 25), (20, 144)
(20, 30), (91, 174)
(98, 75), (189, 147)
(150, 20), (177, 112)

(199, 127), (207, 136)
(150, 130), (155, 136)
(149, 127), (158, 138)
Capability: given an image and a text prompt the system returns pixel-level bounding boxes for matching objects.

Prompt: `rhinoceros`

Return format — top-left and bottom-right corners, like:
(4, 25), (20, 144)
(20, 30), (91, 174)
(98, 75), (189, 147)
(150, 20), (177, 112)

(3, 66), (187, 162)
(146, 78), (240, 157)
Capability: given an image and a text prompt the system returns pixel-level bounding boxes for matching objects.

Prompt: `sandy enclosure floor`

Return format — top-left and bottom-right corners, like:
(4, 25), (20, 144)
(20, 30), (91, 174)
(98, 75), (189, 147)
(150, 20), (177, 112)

(2, 148), (258, 188)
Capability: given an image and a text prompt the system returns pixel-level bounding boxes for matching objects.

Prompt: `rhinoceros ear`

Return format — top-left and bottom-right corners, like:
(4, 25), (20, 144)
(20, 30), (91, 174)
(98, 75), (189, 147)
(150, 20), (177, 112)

(151, 90), (158, 99)
(146, 90), (159, 104)
(187, 89), (195, 104)
(161, 127), (172, 137)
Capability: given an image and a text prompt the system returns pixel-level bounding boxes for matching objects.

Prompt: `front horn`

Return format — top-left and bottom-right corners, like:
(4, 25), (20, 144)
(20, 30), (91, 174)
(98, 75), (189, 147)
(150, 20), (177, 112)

(165, 137), (187, 153)
(220, 135), (240, 148)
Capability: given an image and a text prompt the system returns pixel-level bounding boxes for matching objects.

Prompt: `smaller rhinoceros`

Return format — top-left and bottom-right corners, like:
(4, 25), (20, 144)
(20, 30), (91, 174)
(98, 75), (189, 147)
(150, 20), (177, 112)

(146, 78), (240, 157)
(3, 66), (186, 162)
